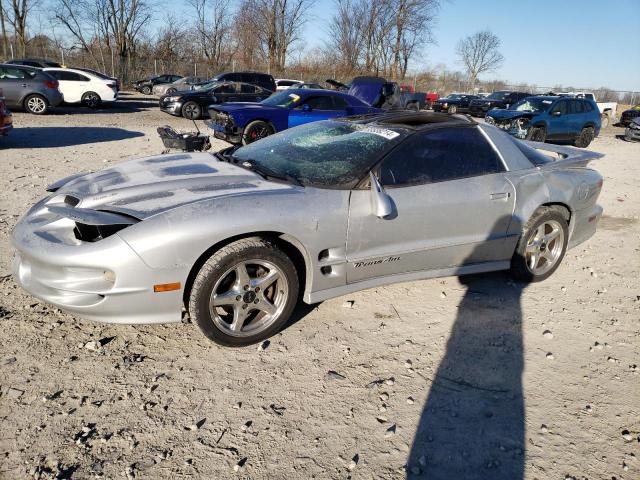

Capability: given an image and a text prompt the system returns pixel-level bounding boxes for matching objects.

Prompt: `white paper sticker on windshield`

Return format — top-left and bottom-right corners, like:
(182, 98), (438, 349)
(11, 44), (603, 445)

(360, 126), (400, 140)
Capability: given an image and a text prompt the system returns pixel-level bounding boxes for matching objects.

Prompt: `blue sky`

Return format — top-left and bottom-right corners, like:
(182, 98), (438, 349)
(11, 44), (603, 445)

(166, 0), (640, 91)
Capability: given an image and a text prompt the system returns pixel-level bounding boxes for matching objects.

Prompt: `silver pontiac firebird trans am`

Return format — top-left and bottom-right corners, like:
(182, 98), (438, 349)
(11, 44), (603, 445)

(11, 112), (603, 346)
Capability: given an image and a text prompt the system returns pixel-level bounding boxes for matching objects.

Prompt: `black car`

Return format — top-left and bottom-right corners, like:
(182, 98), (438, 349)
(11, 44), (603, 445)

(209, 71), (276, 93)
(432, 93), (479, 113)
(134, 74), (183, 94)
(5, 58), (62, 68)
(468, 90), (531, 117)
(159, 81), (272, 119)
(620, 105), (640, 126)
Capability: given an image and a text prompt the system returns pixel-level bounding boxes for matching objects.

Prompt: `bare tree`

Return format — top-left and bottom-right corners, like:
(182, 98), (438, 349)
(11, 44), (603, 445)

(325, 0), (364, 73)
(237, 0), (310, 73)
(54, 0), (102, 68)
(456, 29), (504, 89)
(7, 0), (39, 56)
(0, 1), (8, 57)
(190, 0), (233, 67)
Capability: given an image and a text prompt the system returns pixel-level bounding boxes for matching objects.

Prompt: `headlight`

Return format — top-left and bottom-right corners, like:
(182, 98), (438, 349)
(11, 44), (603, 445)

(512, 118), (529, 129)
(441, 102), (448, 108)
(485, 116), (494, 124)
(165, 96), (180, 103)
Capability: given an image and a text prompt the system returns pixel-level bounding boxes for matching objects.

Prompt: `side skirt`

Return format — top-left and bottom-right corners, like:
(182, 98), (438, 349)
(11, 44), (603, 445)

(304, 261), (511, 304)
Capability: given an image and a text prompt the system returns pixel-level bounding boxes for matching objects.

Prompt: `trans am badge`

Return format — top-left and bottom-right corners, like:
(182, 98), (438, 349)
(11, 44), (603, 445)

(353, 256), (401, 268)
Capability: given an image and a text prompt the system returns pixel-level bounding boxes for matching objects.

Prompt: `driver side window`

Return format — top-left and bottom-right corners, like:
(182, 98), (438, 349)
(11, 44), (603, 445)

(380, 127), (504, 187)
(298, 96), (334, 110)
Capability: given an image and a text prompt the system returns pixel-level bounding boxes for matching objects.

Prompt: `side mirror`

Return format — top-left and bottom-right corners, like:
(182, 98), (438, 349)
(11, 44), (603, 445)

(369, 172), (393, 219)
(552, 110), (562, 116)
(302, 103), (312, 112)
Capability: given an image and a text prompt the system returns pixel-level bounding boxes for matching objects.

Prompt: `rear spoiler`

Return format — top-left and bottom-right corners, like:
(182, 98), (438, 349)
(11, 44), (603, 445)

(523, 141), (604, 168)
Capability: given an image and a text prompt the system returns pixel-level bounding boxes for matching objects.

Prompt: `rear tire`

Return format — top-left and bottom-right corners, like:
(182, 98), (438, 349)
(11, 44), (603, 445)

(82, 91), (101, 108)
(574, 126), (595, 148)
(181, 101), (201, 119)
(526, 125), (547, 143)
(510, 207), (569, 283)
(407, 102), (420, 112)
(141, 85), (152, 95)
(189, 238), (299, 346)
(600, 113), (609, 129)
(23, 94), (48, 114)
(242, 120), (274, 145)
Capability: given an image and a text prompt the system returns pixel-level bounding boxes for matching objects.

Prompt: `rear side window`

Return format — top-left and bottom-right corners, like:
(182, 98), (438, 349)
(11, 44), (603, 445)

(583, 100), (594, 112)
(571, 100), (584, 114)
(380, 127), (504, 186)
(0, 67), (33, 79)
(240, 83), (258, 93)
(551, 100), (569, 115)
(332, 96), (349, 109)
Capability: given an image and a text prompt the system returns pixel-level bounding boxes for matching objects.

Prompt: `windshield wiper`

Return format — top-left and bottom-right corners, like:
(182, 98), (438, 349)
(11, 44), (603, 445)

(236, 158), (303, 187)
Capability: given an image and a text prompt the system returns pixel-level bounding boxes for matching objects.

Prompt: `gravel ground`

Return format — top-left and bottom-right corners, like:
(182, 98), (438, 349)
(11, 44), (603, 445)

(0, 93), (639, 479)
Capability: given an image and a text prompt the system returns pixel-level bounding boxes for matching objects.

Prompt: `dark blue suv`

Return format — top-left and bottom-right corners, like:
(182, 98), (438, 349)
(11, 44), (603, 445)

(486, 95), (601, 148)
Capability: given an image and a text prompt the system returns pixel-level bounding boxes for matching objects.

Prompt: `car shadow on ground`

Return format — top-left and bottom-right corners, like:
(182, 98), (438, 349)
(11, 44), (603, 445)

(2, 127), (144, 148)
(406, 271), (526, 479)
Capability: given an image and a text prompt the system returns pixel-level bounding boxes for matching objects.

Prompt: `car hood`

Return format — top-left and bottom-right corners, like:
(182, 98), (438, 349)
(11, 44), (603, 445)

(51, 152), (298, 219)
(486, 109), (534, 120)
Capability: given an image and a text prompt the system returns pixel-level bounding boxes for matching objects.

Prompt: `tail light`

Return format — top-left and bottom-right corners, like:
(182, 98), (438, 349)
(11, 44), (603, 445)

(44, 79), (59, 89)
(107, 83), (117, 89)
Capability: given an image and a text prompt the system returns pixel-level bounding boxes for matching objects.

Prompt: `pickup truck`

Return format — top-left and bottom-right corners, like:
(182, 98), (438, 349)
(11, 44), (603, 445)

(563, 92), (617, 128)
(399, 85), (439, 110)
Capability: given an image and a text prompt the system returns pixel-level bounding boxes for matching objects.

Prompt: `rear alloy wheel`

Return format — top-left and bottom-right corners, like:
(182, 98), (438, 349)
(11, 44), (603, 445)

(82, 91), (101, 108)
(510, 207), (568, 282)
(141, 85), (152, 95)
(574, 126), (595, 148)
(600, 113), (609, 129)
(181, 101), (202, 119)
(407, 102), (420, 111)
(447, 105), (457, 114)
(526, 125), (547, 143)
(242, 120), (274, 145)
(189, 238), (299, 346)
(24, 94), (48, 114)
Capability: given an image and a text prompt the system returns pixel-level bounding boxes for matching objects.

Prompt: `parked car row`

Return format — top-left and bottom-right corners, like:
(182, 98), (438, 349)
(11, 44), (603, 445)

(0, 62), (119, 114)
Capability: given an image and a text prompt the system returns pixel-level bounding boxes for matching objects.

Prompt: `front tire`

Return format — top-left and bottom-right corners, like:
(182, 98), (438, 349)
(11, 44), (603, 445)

(447, 105), (457, 114)
(181, 101), (201, 119)
(242, 120), (274, 145)
(24, 94), (48, 114)
(526, 125), (547, 143)
(510, 207), (569, 282)
(141, 85), (152, 95)
(82, 91), (101, 108)
(574, 126), (595, 148)
(189, 238), (299, 346)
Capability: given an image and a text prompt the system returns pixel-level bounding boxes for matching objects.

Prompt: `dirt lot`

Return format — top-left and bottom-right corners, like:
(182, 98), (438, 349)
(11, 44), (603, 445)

(1, 93), (639, 479)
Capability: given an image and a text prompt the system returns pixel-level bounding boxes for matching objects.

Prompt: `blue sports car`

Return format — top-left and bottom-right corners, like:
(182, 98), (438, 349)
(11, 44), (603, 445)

(208, 89), (382, 144)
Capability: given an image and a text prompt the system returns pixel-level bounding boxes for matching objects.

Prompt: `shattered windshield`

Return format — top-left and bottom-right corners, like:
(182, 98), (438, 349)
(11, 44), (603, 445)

(230, 121), (405, 188)
(511, 98), (553, 113)
(487, 91), (509, 100)
(260, 91), (301, 108)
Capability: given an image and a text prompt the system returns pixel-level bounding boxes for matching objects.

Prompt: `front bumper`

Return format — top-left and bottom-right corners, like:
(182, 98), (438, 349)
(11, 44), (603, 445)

(207, 115), (242, 144)
(625, 125), (640, 141)
(11, 198), (184, 324)
(159, 100), (183, 116)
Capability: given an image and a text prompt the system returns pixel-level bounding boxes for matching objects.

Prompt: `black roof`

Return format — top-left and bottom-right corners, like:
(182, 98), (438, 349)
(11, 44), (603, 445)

(345, 110), (476, 129)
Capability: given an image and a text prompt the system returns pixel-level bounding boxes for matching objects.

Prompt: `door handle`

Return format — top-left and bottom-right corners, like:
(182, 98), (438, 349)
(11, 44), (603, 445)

(490, 192), (510, 200)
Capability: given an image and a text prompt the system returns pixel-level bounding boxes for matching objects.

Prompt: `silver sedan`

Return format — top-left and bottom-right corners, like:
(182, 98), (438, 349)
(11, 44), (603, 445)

(11, 112), (604, 346)
(152, 76), (205, 96)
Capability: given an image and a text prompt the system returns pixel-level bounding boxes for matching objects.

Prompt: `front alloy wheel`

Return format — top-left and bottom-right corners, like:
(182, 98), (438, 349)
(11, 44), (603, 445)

(189, 238), (299, 346)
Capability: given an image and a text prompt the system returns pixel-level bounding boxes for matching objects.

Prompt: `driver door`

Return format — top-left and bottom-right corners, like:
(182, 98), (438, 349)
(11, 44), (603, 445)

(346, 127), (516, 283)
(288, 95), (343, 128)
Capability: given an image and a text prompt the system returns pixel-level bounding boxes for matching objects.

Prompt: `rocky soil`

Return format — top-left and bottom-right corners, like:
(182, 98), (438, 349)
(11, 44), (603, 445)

(0, 93), (638, 479)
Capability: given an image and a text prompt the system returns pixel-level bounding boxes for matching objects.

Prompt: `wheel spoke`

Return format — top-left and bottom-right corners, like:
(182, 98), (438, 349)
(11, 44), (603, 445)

(256, 298), (276, 315)
(526, 242), (538, 253)
(528, 251), (539, 270)
(230, 305), (248, 332)
(252, 269), (279, 291)
(544, 227), (560, 243)
(235, 263), (251, 288)
(535, 224), (546, 240)
(211, 289), (239, 307)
